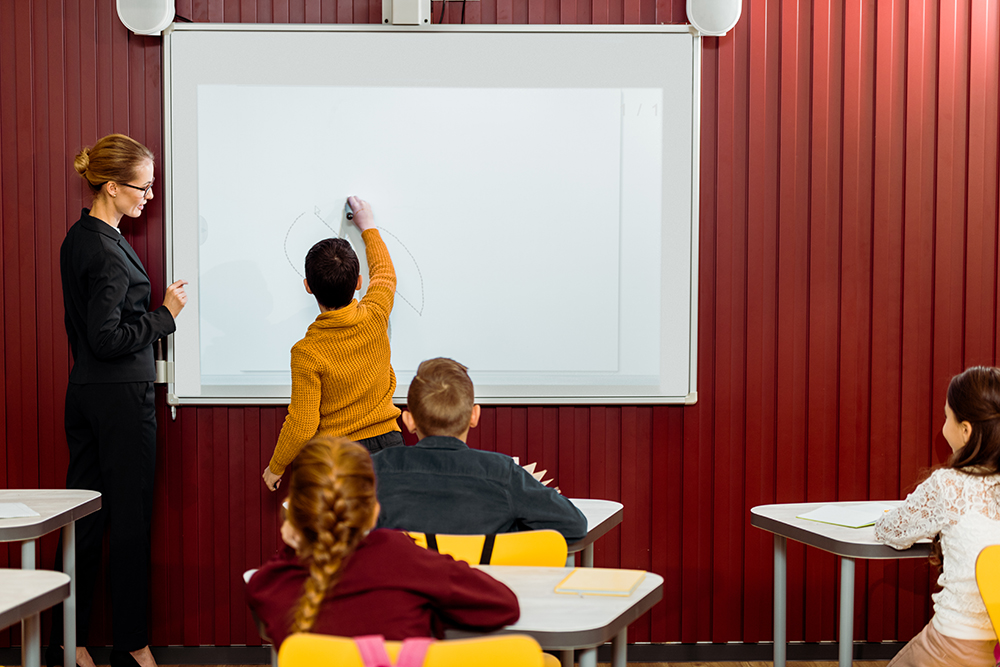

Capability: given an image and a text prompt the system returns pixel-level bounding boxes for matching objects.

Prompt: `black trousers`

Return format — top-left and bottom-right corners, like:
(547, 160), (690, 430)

(50, 381), (157, 652)
(357, 430), (404, 453)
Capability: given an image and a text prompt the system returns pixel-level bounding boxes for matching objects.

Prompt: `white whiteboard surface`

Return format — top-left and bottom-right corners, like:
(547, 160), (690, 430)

(163, 25), (700, 404)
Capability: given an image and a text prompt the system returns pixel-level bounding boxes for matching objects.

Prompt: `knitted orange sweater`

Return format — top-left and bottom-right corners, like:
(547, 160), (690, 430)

(267, 229), (401, 475)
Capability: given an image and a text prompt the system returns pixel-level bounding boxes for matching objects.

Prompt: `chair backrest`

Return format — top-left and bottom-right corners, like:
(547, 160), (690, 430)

(976, 545), (1000, 642)
(278, 633), (547, 667)
(406, 529), (567, 567)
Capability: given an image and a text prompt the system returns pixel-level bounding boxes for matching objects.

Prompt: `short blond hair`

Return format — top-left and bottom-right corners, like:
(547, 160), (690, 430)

(407, 358), (474, 437)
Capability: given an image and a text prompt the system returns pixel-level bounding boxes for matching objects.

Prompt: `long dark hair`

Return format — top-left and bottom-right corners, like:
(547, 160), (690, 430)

(926, 366), (1000, 570)
(945, 366), (1000, 475)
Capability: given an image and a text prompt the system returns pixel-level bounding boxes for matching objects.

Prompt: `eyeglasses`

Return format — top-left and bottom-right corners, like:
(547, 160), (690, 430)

(118, 181), (154, 197)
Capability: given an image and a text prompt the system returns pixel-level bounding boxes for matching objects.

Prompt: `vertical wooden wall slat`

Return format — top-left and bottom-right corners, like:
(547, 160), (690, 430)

(0, 0), (16, 612)
(742, 0), (779, 642)
(774, 0), (810, 640)
(228, 410), (247, 645)
(710, 13), (747, 642)
(8, 0), (1000, 648)
(804, 0), (843, 642)
(870, 0), (908, 640)
(839, 0), (875, 637)
(683, 31), (715, 643)
(966, 0), (1000, 364)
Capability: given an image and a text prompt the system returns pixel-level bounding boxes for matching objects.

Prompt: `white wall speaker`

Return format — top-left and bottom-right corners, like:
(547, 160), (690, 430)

(382, 0), (431, 25)
(686, 0), (741, 36)
(117, 0), (175, 35)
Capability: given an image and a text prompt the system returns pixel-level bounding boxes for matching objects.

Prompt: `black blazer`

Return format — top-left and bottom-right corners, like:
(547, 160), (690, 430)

(60, 209), (175, 384)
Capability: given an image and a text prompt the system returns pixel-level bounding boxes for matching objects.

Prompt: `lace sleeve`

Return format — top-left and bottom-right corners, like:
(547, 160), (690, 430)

(874, 471), (947, 549)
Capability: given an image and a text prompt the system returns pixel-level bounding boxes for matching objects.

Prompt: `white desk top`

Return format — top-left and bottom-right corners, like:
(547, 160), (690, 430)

(0, 569), (70, 631)
(751, 501), (932, 559)
(0, 490), (102, 542)
(447, 565), (663, 650)
(567, 498), (623, 554)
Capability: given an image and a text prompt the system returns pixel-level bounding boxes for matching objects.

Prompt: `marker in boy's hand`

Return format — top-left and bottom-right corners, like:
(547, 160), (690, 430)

(347, 195), (375, 231)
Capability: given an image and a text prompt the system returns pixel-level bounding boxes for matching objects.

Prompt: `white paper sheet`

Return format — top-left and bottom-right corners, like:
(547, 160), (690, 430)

(0, 502), (40, 519)
(797, 503), (897, 529)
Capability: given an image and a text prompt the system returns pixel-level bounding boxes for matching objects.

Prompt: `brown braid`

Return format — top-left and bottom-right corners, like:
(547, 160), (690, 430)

(285, 436), (378, 635)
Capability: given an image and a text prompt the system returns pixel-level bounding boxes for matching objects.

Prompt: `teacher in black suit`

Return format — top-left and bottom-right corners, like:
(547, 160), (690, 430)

(50, 134), (187, 667)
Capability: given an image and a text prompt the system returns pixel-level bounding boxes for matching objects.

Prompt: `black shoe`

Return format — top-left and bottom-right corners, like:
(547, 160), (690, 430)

(109, 650), (141, 667)
(44, 644), (83, 667)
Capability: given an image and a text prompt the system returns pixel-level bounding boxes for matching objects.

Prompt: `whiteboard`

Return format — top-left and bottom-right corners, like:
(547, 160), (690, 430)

(163, 25), (700, 404)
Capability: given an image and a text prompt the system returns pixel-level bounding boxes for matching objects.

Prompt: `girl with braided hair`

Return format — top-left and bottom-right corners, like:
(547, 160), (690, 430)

(247, 436), (518, 648)
(875, 366), (1000, 666)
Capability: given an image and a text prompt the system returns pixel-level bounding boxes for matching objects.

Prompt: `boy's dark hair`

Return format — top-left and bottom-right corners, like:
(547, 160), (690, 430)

(305, 238), (360, 310)
(407, 358), (475, 438)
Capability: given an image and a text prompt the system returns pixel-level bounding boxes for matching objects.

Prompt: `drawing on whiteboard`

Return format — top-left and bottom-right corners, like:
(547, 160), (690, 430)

(283, 207), (337, 278)
(377, 226), (425, 317)
(282, 207), (425, 318)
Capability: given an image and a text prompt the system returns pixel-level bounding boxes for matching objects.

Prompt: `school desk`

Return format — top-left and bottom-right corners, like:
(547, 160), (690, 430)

(751, 501), (932, 667)
(447, 564), (664, 667)
(0, 569), (70, 667)
(0, 489), (102, 667)
(567, 498), (624, 567)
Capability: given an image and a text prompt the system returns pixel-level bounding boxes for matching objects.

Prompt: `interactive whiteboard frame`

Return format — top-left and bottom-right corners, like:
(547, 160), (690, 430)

(162, 24), (700, 405)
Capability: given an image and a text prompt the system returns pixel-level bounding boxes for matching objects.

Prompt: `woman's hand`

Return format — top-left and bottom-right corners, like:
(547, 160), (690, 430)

(347, 196), (375, 231)
(163, 280), (189, 319)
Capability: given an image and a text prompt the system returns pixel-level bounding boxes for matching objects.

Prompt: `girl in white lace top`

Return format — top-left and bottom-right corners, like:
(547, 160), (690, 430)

(874, 366), (1000, 667)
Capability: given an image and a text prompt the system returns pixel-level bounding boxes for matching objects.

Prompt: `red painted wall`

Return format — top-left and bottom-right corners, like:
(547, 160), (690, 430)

(2, 0), (999, 648)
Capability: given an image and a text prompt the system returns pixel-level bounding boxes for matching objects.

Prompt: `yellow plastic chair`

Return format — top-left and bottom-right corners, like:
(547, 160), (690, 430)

(278, 632), (560, 667)
(977, 545), (1000, 643)
(405, 529), (568, 567)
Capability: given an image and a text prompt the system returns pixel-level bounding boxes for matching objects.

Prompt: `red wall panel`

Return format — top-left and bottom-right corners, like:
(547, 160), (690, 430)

(3, 0), (1000, 648)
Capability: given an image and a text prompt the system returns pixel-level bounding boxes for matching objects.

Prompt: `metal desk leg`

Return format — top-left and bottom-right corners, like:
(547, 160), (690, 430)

(774, 534), (786, 667)
(582, 544), (594, 568)
(271, 646), (278, 667)
(839, 557), (855, 667)
(21, 539), (35, 570)
(565, 553), (575, 568)
(611, 628), (627, 667)
(578, 646), (598, 667)
(560, 650), (574, 667)
(65, 521), (77, 667)
(23, 612), (40, 667)
(21, 540), (39, 667)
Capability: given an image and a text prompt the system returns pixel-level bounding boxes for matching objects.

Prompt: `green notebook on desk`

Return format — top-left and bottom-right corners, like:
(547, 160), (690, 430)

(555, 568), (646, 597)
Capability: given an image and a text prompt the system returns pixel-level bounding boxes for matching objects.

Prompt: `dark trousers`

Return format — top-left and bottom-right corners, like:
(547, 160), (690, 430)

(357, 430), (404, 454)
(50, 381), (157, 652)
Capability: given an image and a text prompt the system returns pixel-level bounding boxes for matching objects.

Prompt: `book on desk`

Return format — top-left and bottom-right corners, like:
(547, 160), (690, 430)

(555, 568), (646, 596)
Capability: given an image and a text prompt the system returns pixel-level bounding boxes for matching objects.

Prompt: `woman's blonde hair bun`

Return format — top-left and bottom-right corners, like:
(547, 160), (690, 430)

(73, 134), (154, 194)
(73, 147), (90, 177)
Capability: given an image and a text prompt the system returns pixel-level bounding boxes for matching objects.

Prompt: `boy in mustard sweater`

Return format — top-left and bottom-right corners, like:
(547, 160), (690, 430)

(262, 196), (402, 491)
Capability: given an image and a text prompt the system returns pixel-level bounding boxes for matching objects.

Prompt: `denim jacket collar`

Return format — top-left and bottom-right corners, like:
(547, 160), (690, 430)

(412, 435), (469, 451)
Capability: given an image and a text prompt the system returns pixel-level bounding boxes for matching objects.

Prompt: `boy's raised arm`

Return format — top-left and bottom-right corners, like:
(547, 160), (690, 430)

(348, 196), (396, 317)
